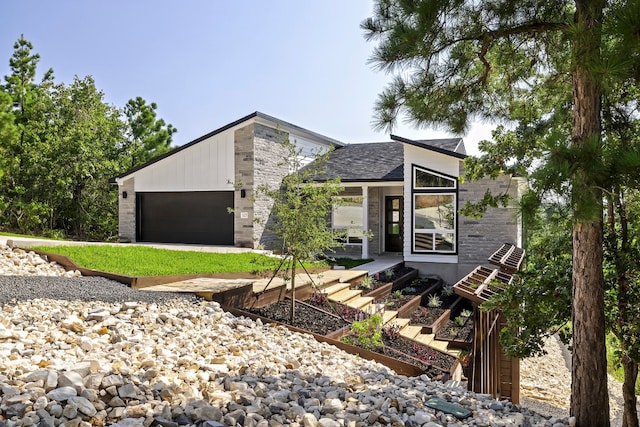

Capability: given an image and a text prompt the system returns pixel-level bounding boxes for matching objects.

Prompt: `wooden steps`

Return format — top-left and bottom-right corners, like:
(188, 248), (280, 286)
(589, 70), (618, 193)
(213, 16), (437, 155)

(347, 296), (375, 310)
(400, 325), (423, 339)
(297, 266), (463, 362)
(329, 288), (363, 303)
(320, 282), (352, 295)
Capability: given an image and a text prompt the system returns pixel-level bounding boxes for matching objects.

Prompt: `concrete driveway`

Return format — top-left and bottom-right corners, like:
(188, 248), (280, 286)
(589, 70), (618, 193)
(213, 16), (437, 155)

(0, 235), (265, 254)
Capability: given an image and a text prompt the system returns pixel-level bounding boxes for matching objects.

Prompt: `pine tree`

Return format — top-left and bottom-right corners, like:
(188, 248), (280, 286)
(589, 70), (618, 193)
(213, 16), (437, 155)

(363, 1), (640, 424)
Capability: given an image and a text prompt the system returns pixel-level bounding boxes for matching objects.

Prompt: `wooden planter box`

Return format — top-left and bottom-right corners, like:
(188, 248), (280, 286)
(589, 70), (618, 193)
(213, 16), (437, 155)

(419, 296), (464, 335)
(371, 279), (439, 318)
(382, 346), (461, 381)
(362, 268), (419, 299)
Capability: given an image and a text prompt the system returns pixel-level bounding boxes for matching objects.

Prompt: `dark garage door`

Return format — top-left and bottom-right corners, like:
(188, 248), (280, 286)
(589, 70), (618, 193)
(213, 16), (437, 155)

(136, 191), (234, 245)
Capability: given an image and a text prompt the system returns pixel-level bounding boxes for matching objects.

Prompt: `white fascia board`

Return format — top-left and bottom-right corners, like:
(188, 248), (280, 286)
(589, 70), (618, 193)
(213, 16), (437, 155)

(339, 181), (404, 188)
(403, 254), (459, 264)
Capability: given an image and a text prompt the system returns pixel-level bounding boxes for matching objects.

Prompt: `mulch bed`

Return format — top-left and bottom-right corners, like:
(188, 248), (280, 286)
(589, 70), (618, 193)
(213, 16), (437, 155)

(376, 294), (416, 311)
(436, 317), (474, 342)
(247, 300), (349, 335)
(382, 335), (456, 372)
(409, 306), (446, 326)
(352, 266), (416, 293)
(305, 298), (368, 323)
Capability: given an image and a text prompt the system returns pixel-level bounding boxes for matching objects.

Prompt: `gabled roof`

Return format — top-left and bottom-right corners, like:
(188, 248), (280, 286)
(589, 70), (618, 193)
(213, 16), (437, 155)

(311, 136), (466, 182)
(115, 111), (344, 181)
(391, 135), (467, 159)
(312, 142), (403, 182)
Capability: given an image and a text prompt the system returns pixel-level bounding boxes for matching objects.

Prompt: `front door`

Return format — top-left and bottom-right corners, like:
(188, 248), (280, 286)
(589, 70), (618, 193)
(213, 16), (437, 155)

(385, 196), (403, 252)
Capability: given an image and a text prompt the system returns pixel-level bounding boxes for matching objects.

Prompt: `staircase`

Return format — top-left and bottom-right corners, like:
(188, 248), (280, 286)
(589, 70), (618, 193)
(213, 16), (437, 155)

(313, 269), (463, 359)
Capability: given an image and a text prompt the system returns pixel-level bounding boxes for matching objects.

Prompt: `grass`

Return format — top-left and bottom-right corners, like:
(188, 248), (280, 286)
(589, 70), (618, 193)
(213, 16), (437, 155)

(32, 245), (322, 277)
(330, 257), (373, 269)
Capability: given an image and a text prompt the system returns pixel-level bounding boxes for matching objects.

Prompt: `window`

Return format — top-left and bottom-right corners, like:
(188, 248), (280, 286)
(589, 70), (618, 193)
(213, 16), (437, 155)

(332, 196), (364, 244)
(414, 168), (456, 189)
(412, 166), (457, 253)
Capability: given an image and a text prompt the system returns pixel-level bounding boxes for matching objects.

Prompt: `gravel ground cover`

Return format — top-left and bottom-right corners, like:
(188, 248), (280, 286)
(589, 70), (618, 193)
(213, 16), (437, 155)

(0, 275), (200, 306)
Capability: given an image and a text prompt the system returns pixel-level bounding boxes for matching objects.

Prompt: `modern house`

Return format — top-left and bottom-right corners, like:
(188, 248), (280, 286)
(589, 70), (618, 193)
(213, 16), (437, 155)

(115, 111), (522, 283)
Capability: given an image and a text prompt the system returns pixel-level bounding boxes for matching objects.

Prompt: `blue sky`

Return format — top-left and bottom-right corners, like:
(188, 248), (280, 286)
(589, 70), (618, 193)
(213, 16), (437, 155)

(1, 1), (492, 154)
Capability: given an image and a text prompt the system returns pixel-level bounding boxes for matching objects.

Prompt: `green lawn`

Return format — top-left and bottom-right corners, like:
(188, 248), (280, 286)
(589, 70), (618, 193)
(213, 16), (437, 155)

(0, 231), (55, 240)
(330, 257), (373, 269)
(32, 245), (320, 277)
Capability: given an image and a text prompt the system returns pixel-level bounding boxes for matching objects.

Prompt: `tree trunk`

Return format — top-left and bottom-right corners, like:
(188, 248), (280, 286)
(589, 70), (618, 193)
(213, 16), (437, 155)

(571, 223), (609, 426)
(290, 255), (297, 324)
(621, 353), (639, 427)
(570, 0), (609, 425)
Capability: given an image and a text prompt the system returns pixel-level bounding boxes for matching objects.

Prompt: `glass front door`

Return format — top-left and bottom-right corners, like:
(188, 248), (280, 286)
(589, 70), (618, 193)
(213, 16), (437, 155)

(385, 196), (403, 252)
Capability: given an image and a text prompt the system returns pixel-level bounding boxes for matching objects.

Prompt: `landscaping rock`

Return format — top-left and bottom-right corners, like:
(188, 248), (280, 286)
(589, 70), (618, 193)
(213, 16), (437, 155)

(0, 244), (80, 276)
(0, 297), (571, 426)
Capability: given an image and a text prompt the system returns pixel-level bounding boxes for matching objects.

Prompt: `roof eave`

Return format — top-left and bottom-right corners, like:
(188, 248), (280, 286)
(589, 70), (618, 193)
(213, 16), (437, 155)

(391, 134), (467, 159)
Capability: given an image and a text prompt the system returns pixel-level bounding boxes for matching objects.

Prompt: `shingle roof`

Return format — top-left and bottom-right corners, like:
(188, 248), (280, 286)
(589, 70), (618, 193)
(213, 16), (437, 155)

(312, 142), (404, 182)
(311, 137), (465, 182)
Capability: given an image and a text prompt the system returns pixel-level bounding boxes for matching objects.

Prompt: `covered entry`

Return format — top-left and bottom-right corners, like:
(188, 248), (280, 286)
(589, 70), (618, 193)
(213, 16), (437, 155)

(136, 191), (234, 245)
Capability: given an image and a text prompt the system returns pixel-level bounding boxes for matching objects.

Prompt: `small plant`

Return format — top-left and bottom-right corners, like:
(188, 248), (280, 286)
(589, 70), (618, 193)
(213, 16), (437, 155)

(402, 286), (417, 294)
(309, 291), (328, 306)
(412, 342), (437, 363)
(360, 276), (373, 290)
(382, 323), (401, 341)
(460, 309), (472, 318)
(441, 284), (454, 297)
(392, 290), (403, 298)
(454, 315), (466, 327)
(337, 304), (365, 322)
(341, 313), (383, 350)
(427, 294), (442, 308)
(411, 278), (422, 286)
(411, 306), (429, 321)
(383, 268), (395, 280)
(448, 326), (460, 338)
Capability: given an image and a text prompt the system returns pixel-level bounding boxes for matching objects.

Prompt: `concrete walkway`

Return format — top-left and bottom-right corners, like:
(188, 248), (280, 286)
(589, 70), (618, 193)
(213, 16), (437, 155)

(354, 253), (405, 276)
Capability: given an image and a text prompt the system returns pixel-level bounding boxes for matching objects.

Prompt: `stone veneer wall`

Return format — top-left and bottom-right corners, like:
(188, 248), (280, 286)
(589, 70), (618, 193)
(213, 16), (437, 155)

(456, 163), (520, 276)
(368, 187), (381, 256)
(233, 124), (255, 248)
(118, 177), (136, 242)
(252, 124), (289, 250)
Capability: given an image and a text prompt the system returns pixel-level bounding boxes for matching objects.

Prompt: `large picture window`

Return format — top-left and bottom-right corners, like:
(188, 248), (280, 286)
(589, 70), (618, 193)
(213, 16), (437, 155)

(332, 196), (364, 244)
(412, 166), (457, 253)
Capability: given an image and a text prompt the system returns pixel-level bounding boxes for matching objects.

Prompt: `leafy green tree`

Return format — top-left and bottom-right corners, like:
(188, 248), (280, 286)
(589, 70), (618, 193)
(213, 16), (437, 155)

(0, 36), (177, 240)
(122, 96), (176, 168)
(46, 76), (124, 239)
(363, 1), (640, 424)
(484, 204), (573, 356)
(605, 188), (640, 427)
(255, 137), (344, 323)
(601, 83), (640, 427)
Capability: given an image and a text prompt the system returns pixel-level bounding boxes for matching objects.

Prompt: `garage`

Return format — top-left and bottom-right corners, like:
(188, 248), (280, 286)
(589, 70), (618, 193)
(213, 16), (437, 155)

(136, 191), (234, 245)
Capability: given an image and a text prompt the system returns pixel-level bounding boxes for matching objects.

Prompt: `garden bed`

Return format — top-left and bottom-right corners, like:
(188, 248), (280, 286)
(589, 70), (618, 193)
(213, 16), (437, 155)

(435, 300), (474, 348)
(247, 300), (348, 337)
(244, 297), (460, 378)
(352, 265), (418, 298)
(410, 285), (464, 334)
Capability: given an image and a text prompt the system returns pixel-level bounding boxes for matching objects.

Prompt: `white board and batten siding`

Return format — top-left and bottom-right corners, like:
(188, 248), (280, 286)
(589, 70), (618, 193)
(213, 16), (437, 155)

(125, 127), (238, 193)
(402, 143), (461, 264)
